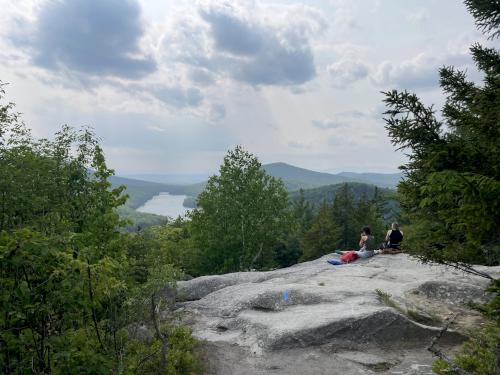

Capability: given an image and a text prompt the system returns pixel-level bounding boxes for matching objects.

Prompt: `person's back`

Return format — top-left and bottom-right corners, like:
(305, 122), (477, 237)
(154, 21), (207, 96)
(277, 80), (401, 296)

(385, 223), (403, 249)
(389, 229), (403, 244)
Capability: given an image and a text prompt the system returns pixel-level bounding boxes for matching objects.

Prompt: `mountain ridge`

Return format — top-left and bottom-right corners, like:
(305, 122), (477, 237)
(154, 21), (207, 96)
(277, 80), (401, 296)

(109, 162), (402, 214)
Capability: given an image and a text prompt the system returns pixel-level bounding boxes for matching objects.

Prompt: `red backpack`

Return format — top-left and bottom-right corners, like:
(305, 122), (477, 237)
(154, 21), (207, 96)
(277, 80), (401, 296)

(340, 251), (358, 263)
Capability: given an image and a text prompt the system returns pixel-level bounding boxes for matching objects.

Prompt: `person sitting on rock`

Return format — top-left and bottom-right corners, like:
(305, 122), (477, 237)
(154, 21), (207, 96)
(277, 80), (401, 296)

(382, 222), (403, 254)
(355, 227), (375, 259)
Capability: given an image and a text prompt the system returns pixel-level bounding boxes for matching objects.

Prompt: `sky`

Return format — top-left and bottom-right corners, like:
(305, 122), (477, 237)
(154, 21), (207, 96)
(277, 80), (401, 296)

(0, 0), (491, 175)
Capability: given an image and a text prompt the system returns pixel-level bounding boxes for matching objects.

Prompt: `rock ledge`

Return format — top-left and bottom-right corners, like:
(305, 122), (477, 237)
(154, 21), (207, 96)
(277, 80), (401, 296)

(175, 254), (499, 374)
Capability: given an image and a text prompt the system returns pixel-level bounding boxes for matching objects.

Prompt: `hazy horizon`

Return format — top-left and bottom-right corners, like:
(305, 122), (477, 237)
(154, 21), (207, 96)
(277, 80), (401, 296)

(1, 0), (492, 175)
(121, 161), (402, 179)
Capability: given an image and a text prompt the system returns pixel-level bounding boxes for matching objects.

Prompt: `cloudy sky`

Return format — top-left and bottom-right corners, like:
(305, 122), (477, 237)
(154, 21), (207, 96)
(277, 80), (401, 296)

(0, 0), (490, 176)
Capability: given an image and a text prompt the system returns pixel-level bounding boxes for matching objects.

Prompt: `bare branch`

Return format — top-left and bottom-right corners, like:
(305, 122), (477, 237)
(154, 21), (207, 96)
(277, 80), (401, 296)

(428, 313), (471, 375)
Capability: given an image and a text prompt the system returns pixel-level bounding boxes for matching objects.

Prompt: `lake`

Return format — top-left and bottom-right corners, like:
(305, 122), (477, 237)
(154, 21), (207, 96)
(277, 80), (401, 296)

(136, 192), (190, 218)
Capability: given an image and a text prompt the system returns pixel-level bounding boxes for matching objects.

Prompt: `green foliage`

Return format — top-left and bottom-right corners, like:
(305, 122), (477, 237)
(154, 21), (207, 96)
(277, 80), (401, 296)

(272, 235), (302, 268)
(433, 323), (500, 375)
(165, 326), (202, 375)
(274, 189), (313, 265)
(291, 189), (314, 234)
(123, 325), (200, 375)
(432, 279), (500, 375)
(0, 84), (200, 374)
(383, 3), (499, 374)
(300, 184), (388, 260)
(382, 4), (500, 266)
(117, 205), (168, 232)
(464, 0), (500, 39)
(189, 146), (293, 273)
(125, 221), (198, 280)
(375, 289), (404, 312)
(288, 182), (397, 212)
(331, 184), (357, 249)
(301, 203), (340, 261)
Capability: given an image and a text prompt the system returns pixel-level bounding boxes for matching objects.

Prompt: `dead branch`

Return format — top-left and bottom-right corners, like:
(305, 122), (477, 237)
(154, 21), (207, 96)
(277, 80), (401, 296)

(427, 313), (471, 375)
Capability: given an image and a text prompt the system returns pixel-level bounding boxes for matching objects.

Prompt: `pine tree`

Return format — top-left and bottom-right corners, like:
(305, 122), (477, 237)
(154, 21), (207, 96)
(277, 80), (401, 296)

(383, 1), (499, 269)
(291, 188), (314, 234)
(383, 2), (499, 373)
(331, 184), (358, 249)
(353, 193), (386, 247)
(301, 202), (340, 261)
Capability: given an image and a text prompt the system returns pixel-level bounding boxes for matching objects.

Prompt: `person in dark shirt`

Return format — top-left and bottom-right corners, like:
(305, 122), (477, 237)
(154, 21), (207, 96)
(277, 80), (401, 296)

(382, 222), (403, 253)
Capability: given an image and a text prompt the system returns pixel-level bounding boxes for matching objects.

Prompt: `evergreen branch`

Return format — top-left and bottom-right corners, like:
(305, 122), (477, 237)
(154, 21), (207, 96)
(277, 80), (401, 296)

(441, 260), (493, 280)
(464, 0), (500, 39)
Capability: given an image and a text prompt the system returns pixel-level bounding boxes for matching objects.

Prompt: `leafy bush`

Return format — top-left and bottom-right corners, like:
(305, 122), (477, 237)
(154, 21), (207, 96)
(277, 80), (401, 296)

(0, 84), (201, 374)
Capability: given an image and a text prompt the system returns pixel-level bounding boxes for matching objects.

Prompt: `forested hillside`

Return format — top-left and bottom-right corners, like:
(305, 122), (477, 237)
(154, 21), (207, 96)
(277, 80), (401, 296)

(111, 163), (401, 211)
(111, 165), (400, 231)
(264, 162), (402, 189)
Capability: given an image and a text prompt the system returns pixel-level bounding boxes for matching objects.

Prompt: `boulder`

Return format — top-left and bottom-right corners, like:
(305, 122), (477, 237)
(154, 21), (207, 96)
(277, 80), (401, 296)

(175, 254), (499, 374)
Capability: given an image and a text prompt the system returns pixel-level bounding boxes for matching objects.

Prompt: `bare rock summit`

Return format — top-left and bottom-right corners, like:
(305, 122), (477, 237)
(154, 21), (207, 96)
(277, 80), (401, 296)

(175, 253), (499, 375)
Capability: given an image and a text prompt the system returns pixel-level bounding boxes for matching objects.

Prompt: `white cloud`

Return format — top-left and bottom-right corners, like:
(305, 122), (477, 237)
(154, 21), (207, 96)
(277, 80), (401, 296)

(371, 53), (440, 90)
(327, 60), (369, 89)
(326, 44), (370, 88)
(370, 35), (481, 91)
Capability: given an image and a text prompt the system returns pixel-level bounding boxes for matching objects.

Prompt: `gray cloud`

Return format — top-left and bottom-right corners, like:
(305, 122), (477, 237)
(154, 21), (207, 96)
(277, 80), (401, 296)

(200, 9), (262, 56)
(26, 0), (156, 78)
(232, 46), (315, 86)
(312, 119), (348, 130)
(188, 68), (216, 86)
(165, 2), (321, 87)
(151, 86), (203, 108)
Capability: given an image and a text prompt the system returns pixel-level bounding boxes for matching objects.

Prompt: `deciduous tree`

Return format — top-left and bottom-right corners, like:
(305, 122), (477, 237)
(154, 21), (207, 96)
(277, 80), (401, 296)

(190, 146), (292, 273)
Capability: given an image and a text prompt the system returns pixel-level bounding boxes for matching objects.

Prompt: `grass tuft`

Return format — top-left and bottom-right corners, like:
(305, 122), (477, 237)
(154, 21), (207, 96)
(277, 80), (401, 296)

(375, 289), (441, 325)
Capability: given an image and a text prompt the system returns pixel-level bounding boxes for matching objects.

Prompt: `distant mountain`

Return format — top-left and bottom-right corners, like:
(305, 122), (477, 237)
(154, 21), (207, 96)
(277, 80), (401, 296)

(263, 162), (350, 190)
(109, 162), (402, 213)
(337, 172), (402, 189)
(263, 162), (402, 190)
(122, 173), (208, 185)
(109, 166), (402, 231)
